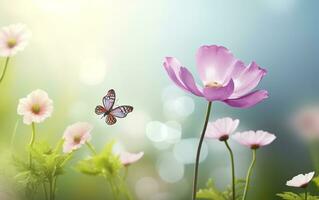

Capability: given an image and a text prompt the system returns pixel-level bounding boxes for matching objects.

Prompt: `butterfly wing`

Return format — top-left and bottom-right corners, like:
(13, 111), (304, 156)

(110, 106), (133, 118)
(102, 89), (116, 111)
(106, 114), (117, 125)
(95, 105), (106, 115)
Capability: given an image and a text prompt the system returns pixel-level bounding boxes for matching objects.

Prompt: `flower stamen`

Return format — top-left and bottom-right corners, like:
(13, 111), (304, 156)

(205, 81), (222, 88)
(31, 104), (41, 114)
(7, 38), (17, 48)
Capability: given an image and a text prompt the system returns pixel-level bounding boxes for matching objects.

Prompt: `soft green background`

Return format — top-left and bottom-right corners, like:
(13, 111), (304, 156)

(1, 0), (319, 199)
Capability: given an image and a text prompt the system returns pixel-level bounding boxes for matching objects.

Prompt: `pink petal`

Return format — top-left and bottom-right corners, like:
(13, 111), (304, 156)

(196, 45), (237, 85)
(223, 90), (268, 108)
(163, 57), (188, 91)
(230, 62), (267, 98)
(203, 79), (234, 101)
(179, 67), (203, 96)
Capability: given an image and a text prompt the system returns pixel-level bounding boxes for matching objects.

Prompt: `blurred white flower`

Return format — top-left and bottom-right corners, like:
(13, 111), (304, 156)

(293, 105), (319, 139)
(17, 89), (53, 125)
(119, 151), (144, 166)
(0, 24), (31, 57)
(232, 130), (276, 149)
(286, 172), (315, 188)
(63, 122), (93, 153)
(205, 117), (239, 141)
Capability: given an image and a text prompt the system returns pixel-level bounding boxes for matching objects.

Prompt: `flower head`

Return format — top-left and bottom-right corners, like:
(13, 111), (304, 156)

(63, 122), (93, 153)
(205, 117), (239, 141)
(119, 151), (144, 166)
(0, 24), (31, 57)
(286, 172), (315, 188)
(163, 45), (268, 108)
(232, 130), (276, 149)
(17, 89), (53, 125)
(292, 105), (319, 139)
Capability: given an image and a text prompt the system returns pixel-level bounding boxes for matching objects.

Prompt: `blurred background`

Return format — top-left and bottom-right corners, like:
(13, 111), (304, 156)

(1, 0), (319, 199)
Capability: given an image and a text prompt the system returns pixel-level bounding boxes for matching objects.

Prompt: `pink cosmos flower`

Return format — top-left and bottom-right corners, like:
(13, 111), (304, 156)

(17, 89), (53, 125)
(119, 151), (144, 166)
(292, 105), (319, 139)
(0, 24), (31, 57)
(63, 122), (93, 153)
(205, 117), (239, 141)
(286, 172), (315, 188)
(163, 45), (268, 108)
(232, 130), (276, 149)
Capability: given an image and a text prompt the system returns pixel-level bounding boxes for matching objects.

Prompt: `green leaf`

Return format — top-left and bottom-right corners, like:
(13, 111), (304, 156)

(277, 192), (319, 200)
(196, 179), (225, 200)
(222, 179), (246, 200)
(313, 176), (319, 188)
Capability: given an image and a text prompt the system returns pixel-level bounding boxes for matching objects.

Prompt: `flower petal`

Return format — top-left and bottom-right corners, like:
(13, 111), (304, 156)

(203, 79), (234, 101)
(230, 62), (267, 98)
(196, 45), (237, 85)
(163, 57), (188, 91)
(223, 90), (268, 108)
(179, 67), (203, 96)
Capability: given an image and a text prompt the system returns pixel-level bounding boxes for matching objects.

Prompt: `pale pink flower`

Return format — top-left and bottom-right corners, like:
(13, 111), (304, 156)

(286, 172), (315, 188)
(0, 24), (31, 57)
(119, 151), (144, 166)
(63, 122), (93, 153)
(232, 130), (276, 149)
(205, 117), (239, 141)
(17, 89), (53, 125)
(292, 106), (319, 139)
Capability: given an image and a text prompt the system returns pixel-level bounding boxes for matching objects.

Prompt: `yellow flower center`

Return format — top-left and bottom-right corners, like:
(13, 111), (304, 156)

(205, 81), (222, 88)
(31, 104), (41, 114)
(7, 38), (17, 48)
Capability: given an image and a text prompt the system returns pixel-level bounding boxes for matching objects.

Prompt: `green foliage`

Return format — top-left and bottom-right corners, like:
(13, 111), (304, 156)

(313, 176), (319, 188)
(197, 179), (246, 200)
(277, 192), (319, 200)
(13, 140), (72, 199)
(76, 141), (132, 200)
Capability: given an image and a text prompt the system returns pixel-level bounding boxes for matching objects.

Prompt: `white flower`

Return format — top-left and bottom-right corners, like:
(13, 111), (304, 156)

(0, 24), (31, 57)
(119, 151), (144, 166)
(232, 130), (276, 149)
(205, 117), (239, 141)
(293, 106), (319, 139)
(286, 172), (315, 188)
(17, 89), (53, 125)
(63, 122), (93, 153)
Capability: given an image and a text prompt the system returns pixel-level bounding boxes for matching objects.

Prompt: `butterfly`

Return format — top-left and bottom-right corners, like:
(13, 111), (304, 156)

(95, 89), (133, 125)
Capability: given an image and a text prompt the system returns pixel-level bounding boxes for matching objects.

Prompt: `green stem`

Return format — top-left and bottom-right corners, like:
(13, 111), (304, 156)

(0, 57), (10, 84)
(86, 142), (97, 155)
(192, 101), (212, 200)
(242, 149), (257, 200)
(29, 122), (36, 167)
(124, 167), (129, 180)
(52, 177), (57, 200)
(49, 178), (53, 200)
(224, 140), (236, 200)
(10, 119), (19, 151)
(309, 141), (319, 173)
(305, 187), (308, 200)
(43, 183), (48, 200)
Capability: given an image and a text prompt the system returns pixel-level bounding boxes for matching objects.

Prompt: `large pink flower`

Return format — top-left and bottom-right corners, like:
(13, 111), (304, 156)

(17, 89), (53, 125)
(163, 45), (268, 108)
(63, 122), (93, 153)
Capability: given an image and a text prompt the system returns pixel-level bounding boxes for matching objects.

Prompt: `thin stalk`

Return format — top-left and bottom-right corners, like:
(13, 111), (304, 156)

(309, 141), (319, 173)
(49, 178), (53, 200)
(43, 183), (48, 200)
(124, 167), (129, 180)
(224, 140), (236, 200)
(0, 57), (10, 84)
(305, 187), (308, 200)
(192, 101), (212, 200)
(10, 119), (19, 151)
(29, 122), (36, 167)
(86, 142), (97, 155)
(242, 149), (257, 200)
(52, 177), (57, 200)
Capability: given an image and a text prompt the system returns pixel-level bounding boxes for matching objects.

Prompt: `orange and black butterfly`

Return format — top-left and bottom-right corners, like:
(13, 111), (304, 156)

(95, 89), (133, 125)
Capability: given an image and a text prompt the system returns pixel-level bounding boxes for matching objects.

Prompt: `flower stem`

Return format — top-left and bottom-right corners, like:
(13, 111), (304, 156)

(43, 183), (48, 200)
(192, 101), (212, 200)
(0, 57), (10, 84)
(86, 142), (97, 155)
(242, 149), (257, 200)
(224, 140), (236, 200)
(29, 122), (36, 167)
(305, 187), (308, 200)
